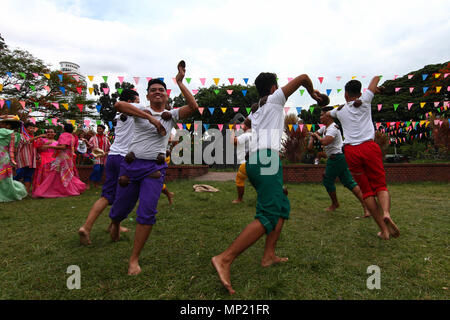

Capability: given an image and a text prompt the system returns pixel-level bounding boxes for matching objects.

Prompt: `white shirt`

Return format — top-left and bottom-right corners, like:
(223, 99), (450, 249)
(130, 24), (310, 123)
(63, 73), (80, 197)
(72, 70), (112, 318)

(236, 130), (252, 164)
(317, 123), (343, 157)
(77, 140), (87, 153)
(109, 106), (137, 157)
(329, 90), (375, 145)
(128, 106), (179, 160)
(248, 88), (286, 153)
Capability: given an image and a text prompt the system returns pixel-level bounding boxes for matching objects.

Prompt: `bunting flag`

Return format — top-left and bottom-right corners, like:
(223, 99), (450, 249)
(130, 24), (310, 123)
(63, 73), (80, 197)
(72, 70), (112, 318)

(19, 101), (25, 108)
(351, 76), (357, 79)
(198, 107), (204, 115)
(117, 88), (123, 95)
(337, 89), (342, 93)
(52, 118), (58, 125)
(233, 107), (239, 112)
(307, 124), (312, 131)
(108, 121), (113, 129)
(299, 89), (305, 96)
(214, 89), (220, 95)
(133, 77), (140, 85)
(203, 124), (209, 130)
(186, 124), (191, 130)
(88, 75), (94, 82)
(6, 101), (11, 109)
(378, 104), (382, 111)
(200, 78), (206, 85)
(62, 103), (69, 110)
(186, 78), (192, 84)
(88, 87), (94, 95)
(19, 72), (26, 79)
(227, 90), (233, 95)
(76, 87), (82, 94)
(117, 76), (124, 84)
(284, 107), (290, 114)
(84, 120), (90, 127)
(0, 100), (4, 108)
(293, 124), (298, 131)
(318, 77), (324, 84)
(394, 104), (399, 111)
(146, 77), (152, 82)
(213, 78), (220, 85)
(52, 102), (59, 109)
(73, 75), (79, 82)
(409, 87), (414, 93)
(77, 104), (83, 112)
(166, 89), (171, 97)
(296, 107), (302, 114)
(0, 84), (2, 92)
(208, 108), (214, 114)
(30, 117), (36, 124)
(242, 90), (247, 96)
(309, 106), (315, 114)
(103, 88), (110, 94)
(423, 87), (428, 93)
(435, 73), (441, 78)
(408, 103), (413, 110)
(445, 73), (450, 78)
(32, 73), (39, 78)
(236, 124), (241, 131)
(422, 74), (428, 81)
(44, 74), (51, 79)
(287, 77), (293, 82)
(246, 107), (251, 114)
(434, 102), (440, 107)
(228, 78), (234, 85)
(395, 87), (401, 92)
(420, 102), (426, 108)
(217, 124), (223, 131)
(96, 104), (102, 113)
(58, 74), (63, 82)
(336, 76), (341, 81)
(14, 84), (21, 90)
(59, 86), (65, 94)
(221, 108), (227, 114)
(102, 76), (108, 82)
(326, 89), (332, 96)
(243, 78), (249, 84)
(299, 124), (304, 132)
(408, 74), (414, 79)
(436, 86), (442, 93)
(34, 102), (39, 108)
(192, 89), (198, 95)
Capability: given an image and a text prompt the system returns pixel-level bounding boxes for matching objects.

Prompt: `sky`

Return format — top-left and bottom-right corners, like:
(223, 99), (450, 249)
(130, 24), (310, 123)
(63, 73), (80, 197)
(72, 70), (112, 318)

(1, 0), (450, 110)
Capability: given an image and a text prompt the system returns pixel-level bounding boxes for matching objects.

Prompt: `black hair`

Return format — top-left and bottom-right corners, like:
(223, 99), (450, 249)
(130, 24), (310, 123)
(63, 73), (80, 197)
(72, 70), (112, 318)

(321, 106), (334, 112)
(64, 123), (74, 133)
(254, 72), (277, 97)
(119, 89), (139, 102)
(345, 80), (362, 96)
(243, 118), (251, 128)
(24, 122), (35, 128)
(147, 79), (167, 91)
(98, 124), (106, 130)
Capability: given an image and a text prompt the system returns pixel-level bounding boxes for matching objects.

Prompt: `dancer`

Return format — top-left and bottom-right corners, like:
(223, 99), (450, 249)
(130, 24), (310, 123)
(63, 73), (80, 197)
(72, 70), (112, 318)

(33, 129), (58, 191)
(231, 118), (251, 203)
(13, 121), (45, 195)
(326, 77), (400, 239)
(88, 124), (110, 188)
(309, 106), (370, 216)
(108, 60), (198, 275)
(78, 89), (165, 245)
(0, 115), (28, 202)
(212, 72), (322, 294)
(32, 123), (86, 198)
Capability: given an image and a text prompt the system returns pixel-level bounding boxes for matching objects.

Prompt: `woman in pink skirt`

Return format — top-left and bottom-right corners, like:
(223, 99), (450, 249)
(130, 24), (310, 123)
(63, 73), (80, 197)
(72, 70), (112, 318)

(32, 128), (58, 191)
(33, 123), (86, 198)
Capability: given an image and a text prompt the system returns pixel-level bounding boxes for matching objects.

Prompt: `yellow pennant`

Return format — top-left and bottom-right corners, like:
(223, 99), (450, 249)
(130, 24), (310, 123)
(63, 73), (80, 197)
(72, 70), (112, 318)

(307, 124), (312, 131)
(186, 123), (191, 130)
(88, 76), (94, 82)
(436, 86), (442, 93)
(0, 84), (3, 92)
(62, 103), (69, 110)
(69, 120), (76, 127)
(213, 78), (220, 85)
(435, 73), (441, 78)
(288, 124), (293, 131)
(420, 120), (426, 126)
(221, 108), (227, 113)
(88, 87), (94, 95)
(420, 102), (426, 108)
(425, 121), (430, 127)
(351, 76), (357, 79)
(44, 74), (50, 79)
(228, 124), (233, 130)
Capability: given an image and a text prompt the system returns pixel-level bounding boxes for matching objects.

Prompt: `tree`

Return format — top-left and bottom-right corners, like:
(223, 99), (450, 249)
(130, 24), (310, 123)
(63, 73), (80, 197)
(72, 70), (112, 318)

(0, 35), (97, 128)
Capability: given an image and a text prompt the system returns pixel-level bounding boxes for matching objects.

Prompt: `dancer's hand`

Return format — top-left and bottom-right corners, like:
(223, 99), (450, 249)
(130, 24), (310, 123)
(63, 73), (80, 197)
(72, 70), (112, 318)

(310, 90), (322, 103)
(176, 60), (186, 83)
(154, 120), (167, 136)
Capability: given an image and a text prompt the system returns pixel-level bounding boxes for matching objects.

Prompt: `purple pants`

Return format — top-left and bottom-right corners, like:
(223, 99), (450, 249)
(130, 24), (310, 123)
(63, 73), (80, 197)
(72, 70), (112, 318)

(101, 154), (124, 205)
(109, 158), (167, 225)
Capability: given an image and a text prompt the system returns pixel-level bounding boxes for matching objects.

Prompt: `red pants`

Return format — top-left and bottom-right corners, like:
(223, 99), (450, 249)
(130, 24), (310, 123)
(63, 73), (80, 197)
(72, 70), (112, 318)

(344, 141), (387, 199)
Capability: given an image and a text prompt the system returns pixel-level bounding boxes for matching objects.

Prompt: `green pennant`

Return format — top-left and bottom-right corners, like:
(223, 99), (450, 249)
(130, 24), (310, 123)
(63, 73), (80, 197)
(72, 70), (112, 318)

(406, 121), (411, 127)
(246, 107), (251, 114)
(300, 89), (305, 96)
(34, 102), (39, 108)
(117, 88), (123, 94)
(47, 119), (52, 124)
(19, 72), (26, 79)
(394, 104), (399, 111)
(310, 106), (314, 114)
(337, 89), (342, 93)
(214, 89), (220, 95)
(96, 120), (101, 125)
(311, 124), (315, 131)
(102, 76), (108, 82)
(186, 78), (191, 84)
(30, 85), (36, 91)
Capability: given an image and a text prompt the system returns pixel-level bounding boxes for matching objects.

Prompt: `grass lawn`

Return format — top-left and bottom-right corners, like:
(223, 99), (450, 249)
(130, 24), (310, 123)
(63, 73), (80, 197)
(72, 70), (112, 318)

(0, 180), (449, 300)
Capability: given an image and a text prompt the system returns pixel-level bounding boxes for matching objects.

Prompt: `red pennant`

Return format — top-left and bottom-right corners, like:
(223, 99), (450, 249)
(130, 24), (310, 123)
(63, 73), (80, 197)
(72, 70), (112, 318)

(77, 104), (84, 112)
(318, 77), (324, 84)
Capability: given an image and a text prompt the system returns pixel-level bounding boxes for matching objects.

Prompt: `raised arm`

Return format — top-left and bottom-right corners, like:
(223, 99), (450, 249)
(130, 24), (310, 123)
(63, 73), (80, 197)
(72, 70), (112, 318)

(176, 61), (199, 120)
(282, 74), (321, 102)
(367, 76), (381, 94)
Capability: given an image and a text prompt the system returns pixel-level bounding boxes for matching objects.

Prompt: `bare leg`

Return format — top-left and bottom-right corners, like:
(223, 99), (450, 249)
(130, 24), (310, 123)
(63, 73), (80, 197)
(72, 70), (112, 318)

(78, 197), (109, 245)
(109, 219), (121, 242)
(364, 196), (390, 239)
(377, 190), (400, 238)
(325, 191), (339, 211)
(128, 224), (153, 275)
(232, 186), (245, 204)
(351, 186), (371, 217)
(162, 187), (174, 205)
(24, 182), (31, 196)
(211, 220), (266, 295)
(261, 218), (288, 267)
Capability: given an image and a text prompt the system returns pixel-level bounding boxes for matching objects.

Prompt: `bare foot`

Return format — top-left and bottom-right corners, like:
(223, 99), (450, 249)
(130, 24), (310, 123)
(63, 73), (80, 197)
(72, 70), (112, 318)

(383, 216), (400, 238)
(261, 256), (289, 267)
(167, 192), (174, 205)
(363, 211), (371, 218)
(128, 260), (142, 275)
(107, 223), (129, 234)
(211, 256), (235, 295)
(325, 203), (339, 211)
(110, 222), (120, 242)
(232, 199), (242, 204)
(377, 231), (390, 240)
(78, 227), (91, 246)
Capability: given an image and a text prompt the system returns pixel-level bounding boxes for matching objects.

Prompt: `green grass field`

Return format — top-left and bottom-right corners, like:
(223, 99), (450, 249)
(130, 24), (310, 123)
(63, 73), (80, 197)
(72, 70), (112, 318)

(0, 180), (449, 300)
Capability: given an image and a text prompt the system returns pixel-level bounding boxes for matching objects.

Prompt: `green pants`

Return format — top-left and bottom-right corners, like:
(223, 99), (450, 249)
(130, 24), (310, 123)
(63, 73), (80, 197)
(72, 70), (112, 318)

(246, 149), (290, 234)
(323, 153), (357, 193)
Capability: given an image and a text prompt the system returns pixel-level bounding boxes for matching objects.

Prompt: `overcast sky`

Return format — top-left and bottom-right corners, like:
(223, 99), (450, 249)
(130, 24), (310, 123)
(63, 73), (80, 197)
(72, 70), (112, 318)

(1, 0), (449, 110)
